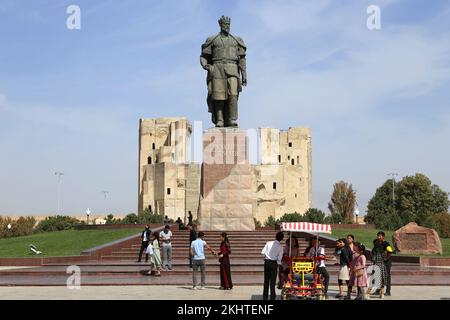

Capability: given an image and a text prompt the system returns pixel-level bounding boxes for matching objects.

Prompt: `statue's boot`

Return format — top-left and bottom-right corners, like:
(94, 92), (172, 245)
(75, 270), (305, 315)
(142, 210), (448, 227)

(215, 102), (225, 127)
(228, 95), (238, 127)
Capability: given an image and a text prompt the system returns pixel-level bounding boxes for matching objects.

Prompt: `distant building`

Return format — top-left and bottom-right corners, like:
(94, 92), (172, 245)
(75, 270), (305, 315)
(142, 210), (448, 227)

(138, 118), (312, 225)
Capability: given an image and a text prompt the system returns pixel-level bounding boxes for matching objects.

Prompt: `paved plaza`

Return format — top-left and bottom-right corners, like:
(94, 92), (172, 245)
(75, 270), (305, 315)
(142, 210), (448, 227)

(0, 285), (449, 300)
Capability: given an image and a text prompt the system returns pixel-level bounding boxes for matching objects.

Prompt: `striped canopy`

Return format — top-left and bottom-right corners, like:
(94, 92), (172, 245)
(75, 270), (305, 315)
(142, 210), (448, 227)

(280, 222), (332, 234)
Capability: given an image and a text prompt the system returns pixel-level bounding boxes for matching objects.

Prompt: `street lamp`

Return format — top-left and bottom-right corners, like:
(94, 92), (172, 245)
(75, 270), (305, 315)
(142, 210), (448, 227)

(387, 173), (399, 202)
(54, 172), (64, 215)
(355, 206), (360, 224)
(86, 208), (91, 225)
(101, 191), (109, 215)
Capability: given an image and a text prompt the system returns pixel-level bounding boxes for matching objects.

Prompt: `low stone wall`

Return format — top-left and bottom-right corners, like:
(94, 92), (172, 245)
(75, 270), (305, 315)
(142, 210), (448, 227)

(420, 257), (450, 267)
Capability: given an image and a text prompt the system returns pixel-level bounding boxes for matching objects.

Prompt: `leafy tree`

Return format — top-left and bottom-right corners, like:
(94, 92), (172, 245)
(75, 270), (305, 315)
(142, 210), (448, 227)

(303, 208), (326, 223)
(366, 179), (402, 230)
(396, 174), (449, 228)
(432, 212), (450, 238)
(328, 181), (356, 224)
(366, 173), (449, 230)
(105, 214), (116, 224)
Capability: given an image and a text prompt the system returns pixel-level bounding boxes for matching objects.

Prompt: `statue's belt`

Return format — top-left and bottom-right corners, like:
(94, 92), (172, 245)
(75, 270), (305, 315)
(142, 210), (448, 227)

(212, 59), (238, 64)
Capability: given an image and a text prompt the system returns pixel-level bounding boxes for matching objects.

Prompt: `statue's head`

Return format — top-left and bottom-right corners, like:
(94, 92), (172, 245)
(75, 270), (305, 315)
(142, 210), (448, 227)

(218, 15), (231, 35)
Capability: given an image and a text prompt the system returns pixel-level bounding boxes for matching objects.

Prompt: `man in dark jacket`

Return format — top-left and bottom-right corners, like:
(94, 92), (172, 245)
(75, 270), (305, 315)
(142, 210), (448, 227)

(137, 225), (151, 263)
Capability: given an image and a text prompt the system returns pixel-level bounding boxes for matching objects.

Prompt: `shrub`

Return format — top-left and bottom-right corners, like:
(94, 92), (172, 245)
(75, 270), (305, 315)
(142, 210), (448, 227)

(0, 216), (36, 238)
(303, 208), (326, 223)
(122, 213), (139, 224)
(137, 209), (166, 224)
(35, 215), (80, 232)
(254, 218), (262, 228)
(264, 215), (278, 228)
(278, 212), (305, 223)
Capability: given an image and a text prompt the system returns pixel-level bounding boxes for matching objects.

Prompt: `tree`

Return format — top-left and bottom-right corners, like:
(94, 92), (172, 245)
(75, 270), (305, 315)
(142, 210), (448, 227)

(328, 181), (356, 224)
(303, 208), (326, 223)
(432, 213), (450, 238)
(366, 179), (403, 230)
(396, 173), (448, 228)
(105, 214), (116, 224)
(366, 173), (449, 230)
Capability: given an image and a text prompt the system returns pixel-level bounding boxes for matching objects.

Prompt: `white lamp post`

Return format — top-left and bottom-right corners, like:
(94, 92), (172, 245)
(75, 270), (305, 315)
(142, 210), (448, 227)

(54, 172), (64, 215)
(86, 208), (91, 225)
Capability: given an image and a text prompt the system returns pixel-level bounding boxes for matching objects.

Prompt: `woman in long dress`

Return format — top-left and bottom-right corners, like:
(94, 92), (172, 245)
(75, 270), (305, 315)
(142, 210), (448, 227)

(148, 232), (162, 276)
(218, 232), (233, 290)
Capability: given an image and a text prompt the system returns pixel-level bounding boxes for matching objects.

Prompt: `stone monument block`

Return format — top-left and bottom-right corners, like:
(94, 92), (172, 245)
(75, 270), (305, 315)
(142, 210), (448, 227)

(199, 128), (255, 231)
(393, 222), (443, 255)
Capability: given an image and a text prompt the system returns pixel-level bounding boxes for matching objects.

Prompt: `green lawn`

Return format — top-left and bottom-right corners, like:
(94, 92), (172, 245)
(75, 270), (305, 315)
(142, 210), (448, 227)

(329, 228), (450, 257)
(0, 229), (140, 258)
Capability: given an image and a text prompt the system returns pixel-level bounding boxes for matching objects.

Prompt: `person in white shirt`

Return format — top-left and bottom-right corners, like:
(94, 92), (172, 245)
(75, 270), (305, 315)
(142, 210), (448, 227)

(261, 231), (284, 300)
(159, 225), (173, 270)
(303, 237), (330, 298)
(190, 231), (215, 289)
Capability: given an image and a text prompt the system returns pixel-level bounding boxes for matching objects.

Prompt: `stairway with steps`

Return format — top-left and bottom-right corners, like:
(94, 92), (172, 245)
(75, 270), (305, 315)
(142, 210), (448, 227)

(1, 229), (449, 286)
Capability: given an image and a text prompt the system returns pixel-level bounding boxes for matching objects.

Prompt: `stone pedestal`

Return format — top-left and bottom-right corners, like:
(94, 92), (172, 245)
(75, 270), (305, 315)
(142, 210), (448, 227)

(199, 128), (255, 231)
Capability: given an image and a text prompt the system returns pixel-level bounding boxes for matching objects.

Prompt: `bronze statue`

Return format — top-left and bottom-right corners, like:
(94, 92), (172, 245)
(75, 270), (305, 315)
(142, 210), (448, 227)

(200, 16), (247, 127)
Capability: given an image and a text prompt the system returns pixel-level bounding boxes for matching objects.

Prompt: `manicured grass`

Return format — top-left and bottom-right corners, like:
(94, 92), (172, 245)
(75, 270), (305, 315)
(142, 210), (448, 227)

(0, 229), (140, 258)
(329, 228), (450, 257)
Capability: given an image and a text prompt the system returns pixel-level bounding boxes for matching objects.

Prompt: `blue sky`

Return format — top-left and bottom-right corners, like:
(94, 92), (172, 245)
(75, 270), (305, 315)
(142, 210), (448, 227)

(1, 0), (449, 217)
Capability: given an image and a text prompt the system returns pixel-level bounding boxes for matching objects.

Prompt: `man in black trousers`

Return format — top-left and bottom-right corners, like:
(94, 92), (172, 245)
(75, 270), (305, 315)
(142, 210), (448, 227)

(261, 231), (284, 300)
(137, 225), (151, 263)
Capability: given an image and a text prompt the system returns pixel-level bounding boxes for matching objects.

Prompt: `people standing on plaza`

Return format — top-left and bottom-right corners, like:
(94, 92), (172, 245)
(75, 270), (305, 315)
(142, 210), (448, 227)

(176, 217), (184, 230)
(278, 236), (299, 289)
(304, 237), (329, 299)
(159, 225), (173, 270)
(347, 234), (356, 254)
(346, 234), (356, 298)
(191, 231), (215, 289)
(261, 231), (284, 300)
(188, 224), (197, 268)
(137, 225), (151, 263)
(217, 232), (233, 290)
(371, 231), (393, 298)
(334, 238), (352, 299)
(163, 215), (170, 225)
(148, 232), (162, 276)
(188, 211), (193, 225)
(349, 242), (368, 300)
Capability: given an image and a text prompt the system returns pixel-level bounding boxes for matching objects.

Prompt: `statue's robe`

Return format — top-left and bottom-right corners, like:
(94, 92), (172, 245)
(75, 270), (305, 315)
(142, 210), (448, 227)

(201, 33), (246, 114)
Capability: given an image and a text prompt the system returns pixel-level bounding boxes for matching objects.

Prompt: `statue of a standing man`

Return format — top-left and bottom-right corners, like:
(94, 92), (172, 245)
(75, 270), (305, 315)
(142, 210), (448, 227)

(200, 16), (247, 127)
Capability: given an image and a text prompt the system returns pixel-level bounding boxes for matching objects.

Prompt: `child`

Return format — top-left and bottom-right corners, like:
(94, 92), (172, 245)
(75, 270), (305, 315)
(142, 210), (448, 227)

(349, 242), (368, 300)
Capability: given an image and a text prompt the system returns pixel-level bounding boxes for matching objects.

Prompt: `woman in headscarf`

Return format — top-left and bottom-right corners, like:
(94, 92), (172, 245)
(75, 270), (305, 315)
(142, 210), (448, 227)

(217, 232), (233, 290)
